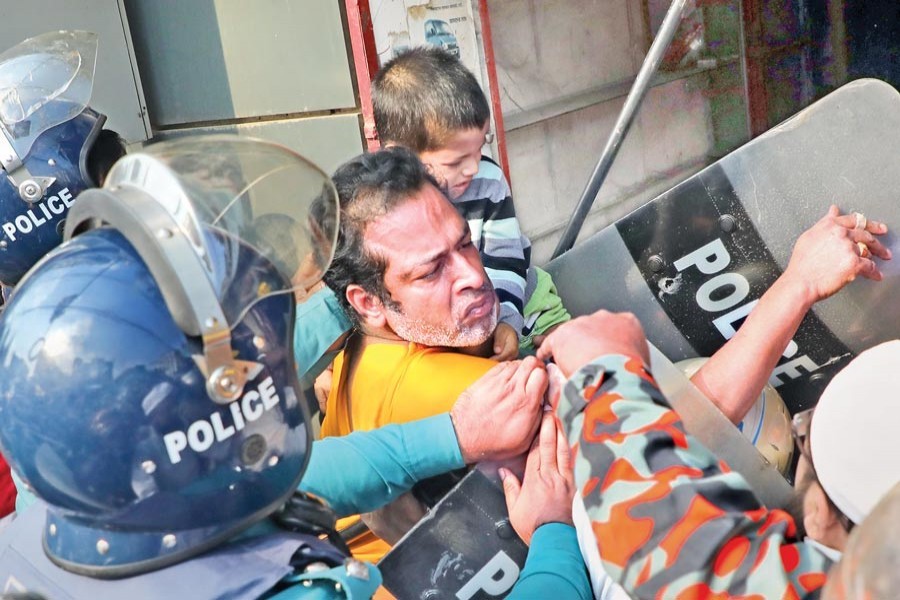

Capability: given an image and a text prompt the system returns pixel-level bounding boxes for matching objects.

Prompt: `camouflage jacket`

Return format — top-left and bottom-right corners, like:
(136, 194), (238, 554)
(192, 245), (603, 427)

(558, 354), (832, 599)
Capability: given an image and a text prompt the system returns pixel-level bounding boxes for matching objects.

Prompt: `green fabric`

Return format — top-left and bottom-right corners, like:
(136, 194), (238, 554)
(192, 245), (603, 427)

(519, 266), (571, 350)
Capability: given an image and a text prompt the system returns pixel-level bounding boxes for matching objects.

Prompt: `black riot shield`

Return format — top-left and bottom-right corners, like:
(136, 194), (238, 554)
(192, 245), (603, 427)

(546, 79), (900, 504)
(378, 468), (527, 600)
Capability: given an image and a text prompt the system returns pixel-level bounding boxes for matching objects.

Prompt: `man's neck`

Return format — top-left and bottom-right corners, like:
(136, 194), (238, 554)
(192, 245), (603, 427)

(354, 324), (493, 358)
(356, 324), (408, 348)
(455, 338), (494, 359)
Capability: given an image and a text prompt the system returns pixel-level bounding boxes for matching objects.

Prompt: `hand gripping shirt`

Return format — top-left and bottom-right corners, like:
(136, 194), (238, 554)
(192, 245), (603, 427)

(557, 354), (832, 599)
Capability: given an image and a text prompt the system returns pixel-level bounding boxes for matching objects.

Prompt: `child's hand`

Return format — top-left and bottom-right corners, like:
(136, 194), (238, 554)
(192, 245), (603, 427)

(531, 324), (561, 349)
(490, 322), (520, 361)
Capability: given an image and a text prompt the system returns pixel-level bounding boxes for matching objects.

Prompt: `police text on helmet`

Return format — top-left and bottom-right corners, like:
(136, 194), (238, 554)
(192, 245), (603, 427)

(1, 188), (74, 242)
(163, 376), (280, 464)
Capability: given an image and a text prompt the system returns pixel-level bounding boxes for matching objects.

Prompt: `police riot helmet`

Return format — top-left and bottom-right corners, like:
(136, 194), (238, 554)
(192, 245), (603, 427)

(676, 357), (795, 476)
(0, 135), (338, 577)
(0, 30), (121, 287)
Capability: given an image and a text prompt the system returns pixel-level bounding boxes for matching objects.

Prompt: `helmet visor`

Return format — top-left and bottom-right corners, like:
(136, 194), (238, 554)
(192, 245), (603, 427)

(104, 136), (339, 329)
(0, 30), (98, 160)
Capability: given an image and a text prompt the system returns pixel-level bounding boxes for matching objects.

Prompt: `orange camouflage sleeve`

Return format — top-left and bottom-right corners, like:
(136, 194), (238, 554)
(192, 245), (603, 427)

(557, 354), (832, 599)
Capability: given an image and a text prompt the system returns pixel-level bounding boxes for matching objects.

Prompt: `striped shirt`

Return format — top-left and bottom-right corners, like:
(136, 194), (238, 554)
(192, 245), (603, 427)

(452, 157), (530, 336)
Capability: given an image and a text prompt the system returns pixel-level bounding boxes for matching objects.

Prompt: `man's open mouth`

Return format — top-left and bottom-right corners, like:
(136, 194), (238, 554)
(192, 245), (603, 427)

(463, 293), (495, 320)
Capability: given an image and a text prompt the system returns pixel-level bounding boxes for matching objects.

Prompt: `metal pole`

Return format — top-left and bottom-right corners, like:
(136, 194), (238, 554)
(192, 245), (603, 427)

(551, 0), (690, 259)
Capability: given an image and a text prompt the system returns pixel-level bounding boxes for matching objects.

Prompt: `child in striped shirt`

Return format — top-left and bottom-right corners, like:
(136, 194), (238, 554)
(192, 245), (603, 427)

(372, 46), (570, 360)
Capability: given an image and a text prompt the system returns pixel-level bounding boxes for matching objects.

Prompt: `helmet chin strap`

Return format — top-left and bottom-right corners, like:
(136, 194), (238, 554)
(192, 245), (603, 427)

(0, 128), (56, 202)
(64, 155), (262, 404)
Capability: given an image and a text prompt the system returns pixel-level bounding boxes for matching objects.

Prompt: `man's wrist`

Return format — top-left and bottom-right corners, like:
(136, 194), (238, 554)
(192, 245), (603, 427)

(777, 266), (822, 310)
(449, 407), (480, 464)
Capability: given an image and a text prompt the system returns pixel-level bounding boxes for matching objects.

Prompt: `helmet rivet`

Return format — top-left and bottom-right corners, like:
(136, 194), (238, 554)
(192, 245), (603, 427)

(48, 524), (57, 536)
(162, 534), (177, 548)
(253, 336), (266, 350)
(304, 562), (329, 573)
(268, 456), (279, 467)
(96, 539), (110, 555)
(345, 558), (369, 580)
(19, 180), (42, 202)
(141, 460), (157, 474)
(204, 317), (218, 328)
(335, 582), (343, 593)
(210, 366), (242, 402)
(302, 580), (312, 588)
(156, 228), (173, 239)
(47, 158), (56, 167)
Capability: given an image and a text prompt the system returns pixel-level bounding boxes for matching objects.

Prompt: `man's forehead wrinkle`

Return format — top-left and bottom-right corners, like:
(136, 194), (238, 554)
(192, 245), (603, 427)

(365, 194), (461, 279)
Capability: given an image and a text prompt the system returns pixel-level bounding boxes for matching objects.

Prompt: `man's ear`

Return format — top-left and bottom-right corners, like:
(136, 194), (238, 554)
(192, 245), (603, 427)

(345, 284), (388, 329)
(804, 481), (850, 550)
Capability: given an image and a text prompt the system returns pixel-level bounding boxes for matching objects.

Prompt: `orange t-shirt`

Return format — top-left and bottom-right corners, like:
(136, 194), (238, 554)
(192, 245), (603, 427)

(320, 340), (495, 564)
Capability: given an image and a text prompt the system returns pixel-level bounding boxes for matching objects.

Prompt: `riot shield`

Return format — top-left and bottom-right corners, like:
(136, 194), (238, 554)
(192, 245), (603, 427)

(379, 80), (898, 595)
(546, 79), (900, 504)
(378, 468), (527, 600)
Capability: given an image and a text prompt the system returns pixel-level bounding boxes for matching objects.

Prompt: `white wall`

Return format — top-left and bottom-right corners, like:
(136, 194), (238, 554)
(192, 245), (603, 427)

(488, 0), (730, 264)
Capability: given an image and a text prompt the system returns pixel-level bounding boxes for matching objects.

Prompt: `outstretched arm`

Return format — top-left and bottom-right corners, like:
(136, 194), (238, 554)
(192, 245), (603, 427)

(693, 206), (889, 423)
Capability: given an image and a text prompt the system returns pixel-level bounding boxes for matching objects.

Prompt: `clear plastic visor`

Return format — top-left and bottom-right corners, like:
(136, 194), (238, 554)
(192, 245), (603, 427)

(103, 136), (339, 330)
(0, 30), (97, 160)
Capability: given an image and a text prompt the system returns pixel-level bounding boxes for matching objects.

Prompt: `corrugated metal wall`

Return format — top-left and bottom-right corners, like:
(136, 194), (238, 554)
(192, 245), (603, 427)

(123, 0), (365, 175)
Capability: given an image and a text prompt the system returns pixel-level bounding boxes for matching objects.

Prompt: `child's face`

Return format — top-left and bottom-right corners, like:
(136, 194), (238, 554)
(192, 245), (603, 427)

(419, 124), (490, 200)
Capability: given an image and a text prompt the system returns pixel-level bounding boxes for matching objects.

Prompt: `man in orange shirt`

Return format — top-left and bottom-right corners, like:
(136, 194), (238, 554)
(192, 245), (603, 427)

(320, 147), (501, 562)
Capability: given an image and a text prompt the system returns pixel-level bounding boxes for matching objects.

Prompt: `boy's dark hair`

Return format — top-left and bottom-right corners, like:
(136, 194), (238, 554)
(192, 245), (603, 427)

(86, 129), (127, 186)
(372, 46), (490, 152)
(323, 147), (440, 324)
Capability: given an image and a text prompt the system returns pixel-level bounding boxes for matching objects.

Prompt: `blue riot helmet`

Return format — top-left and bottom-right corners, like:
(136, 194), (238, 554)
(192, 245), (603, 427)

(0, 30), (122, 287)
(0, 135), (339, 577)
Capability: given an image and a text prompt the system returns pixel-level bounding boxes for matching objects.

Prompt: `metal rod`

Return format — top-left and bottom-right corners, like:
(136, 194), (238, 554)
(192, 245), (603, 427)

(551, 0), (690, 259)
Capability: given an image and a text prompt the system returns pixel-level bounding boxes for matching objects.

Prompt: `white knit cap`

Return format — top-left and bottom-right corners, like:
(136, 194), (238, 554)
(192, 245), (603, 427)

(811, 340), (900, 524)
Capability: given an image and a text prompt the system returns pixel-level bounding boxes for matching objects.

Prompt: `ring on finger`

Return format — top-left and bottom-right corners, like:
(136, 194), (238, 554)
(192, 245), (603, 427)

(854, 212), (867, 231)
(857, 241), (870, 258)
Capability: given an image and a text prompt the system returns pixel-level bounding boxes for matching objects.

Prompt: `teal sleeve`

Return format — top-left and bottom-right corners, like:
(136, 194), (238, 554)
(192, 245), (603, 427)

(268, 562), (382, 599)
(15, 415), (464, 521)
(12, 469), (36, 513)
(507, 523), (591, 599)
(294, 286), (352, 387)
(301, 413), (465, 517)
